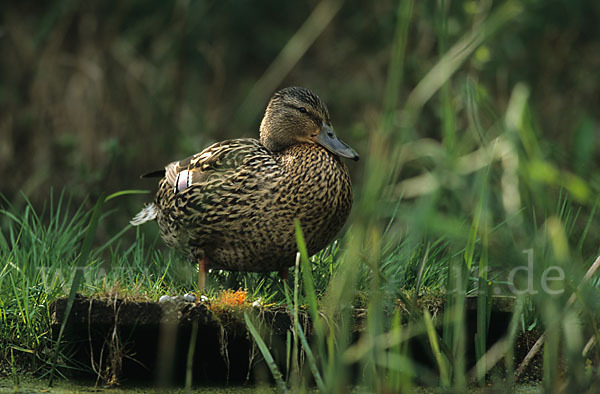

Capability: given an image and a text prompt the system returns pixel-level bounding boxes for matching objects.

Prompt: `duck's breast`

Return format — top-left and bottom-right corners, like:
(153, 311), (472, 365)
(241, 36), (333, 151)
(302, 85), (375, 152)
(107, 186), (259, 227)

(276, 143), (353, 256)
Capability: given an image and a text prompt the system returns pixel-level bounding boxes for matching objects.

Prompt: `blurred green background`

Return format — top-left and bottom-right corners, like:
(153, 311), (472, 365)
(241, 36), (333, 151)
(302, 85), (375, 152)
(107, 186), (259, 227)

(1, 0), (599, 233)
(3, 1), (600, 389)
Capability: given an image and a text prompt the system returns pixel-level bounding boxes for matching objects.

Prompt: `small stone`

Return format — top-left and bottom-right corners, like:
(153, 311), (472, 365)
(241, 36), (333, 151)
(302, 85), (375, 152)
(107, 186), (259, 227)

(183, 293), (196, 302)
(200, 295), (209, 303)
(158, 295), (172, 303)
(252, 298), (263, 307)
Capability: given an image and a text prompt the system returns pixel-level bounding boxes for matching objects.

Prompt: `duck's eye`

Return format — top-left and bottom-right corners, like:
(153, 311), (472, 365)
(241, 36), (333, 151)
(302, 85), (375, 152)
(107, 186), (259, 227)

(298, 107), (308, 114)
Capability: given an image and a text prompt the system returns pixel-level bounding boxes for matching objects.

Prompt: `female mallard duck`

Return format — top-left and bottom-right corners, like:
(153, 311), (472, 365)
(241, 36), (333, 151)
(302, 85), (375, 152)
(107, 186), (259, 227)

(131, 87), (359, 290)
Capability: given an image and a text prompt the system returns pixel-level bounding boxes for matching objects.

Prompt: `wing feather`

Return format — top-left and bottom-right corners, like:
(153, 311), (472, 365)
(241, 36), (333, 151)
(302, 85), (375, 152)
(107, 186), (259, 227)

(163, 138), (266, 190)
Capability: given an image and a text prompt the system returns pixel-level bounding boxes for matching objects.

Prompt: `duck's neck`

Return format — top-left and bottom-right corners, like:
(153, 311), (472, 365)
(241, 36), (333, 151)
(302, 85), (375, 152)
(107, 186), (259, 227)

(277, 143), (346, 174)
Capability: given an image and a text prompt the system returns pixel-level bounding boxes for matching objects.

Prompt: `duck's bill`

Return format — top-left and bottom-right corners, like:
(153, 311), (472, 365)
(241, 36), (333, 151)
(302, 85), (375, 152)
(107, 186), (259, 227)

(317, 124), (360, 161)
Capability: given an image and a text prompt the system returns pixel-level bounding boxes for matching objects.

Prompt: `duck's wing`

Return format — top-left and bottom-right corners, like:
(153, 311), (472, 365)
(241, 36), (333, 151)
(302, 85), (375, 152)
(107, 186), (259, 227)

(161, 138), (273, 192)
(157, 138), (281, 228)
(133, 138), (278, 228)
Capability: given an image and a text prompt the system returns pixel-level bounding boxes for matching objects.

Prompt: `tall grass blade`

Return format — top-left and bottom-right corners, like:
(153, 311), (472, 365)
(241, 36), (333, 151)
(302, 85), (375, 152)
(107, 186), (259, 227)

(10, 348), (19, 389)
(185, 321), (199, 392)
(295, 319), (326, 392)
(381, 0), (414, 138)
(464, 198), (481, 270)
(285, 252), (301, 385)
(404, 1), (523, 115)
(293, 219), (318, 322)
(104, 189), (150, 202)
(294, 219), (329, 389)
(424, 309), (450, 387)
(79, 194), (106, 265)
(443, 255), (466, 389)
(576, 197), (598, 253)
(48, 194), (105, 386)
(244, 312), (288, 393)
(437, 0), (456, 152)
(476, 192), (490, 385)
(468, 296), (524, 382)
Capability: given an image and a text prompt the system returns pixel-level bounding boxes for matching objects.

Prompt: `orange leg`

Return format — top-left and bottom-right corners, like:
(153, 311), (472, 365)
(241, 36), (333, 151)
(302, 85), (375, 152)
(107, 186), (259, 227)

(198, 256), (208, 292)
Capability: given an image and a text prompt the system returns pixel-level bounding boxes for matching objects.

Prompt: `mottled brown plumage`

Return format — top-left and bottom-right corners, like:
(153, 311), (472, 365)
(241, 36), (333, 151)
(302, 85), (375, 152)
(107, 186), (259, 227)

(131, 87), (359, 290)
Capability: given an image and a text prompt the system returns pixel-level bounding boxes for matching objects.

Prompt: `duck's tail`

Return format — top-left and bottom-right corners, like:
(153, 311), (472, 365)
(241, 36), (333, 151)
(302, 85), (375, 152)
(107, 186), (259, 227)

(130, 203), (158, 226)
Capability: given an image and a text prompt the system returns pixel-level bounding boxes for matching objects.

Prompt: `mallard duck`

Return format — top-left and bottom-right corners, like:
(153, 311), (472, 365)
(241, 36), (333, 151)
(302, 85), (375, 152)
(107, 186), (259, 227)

(131, 87), (359, 290)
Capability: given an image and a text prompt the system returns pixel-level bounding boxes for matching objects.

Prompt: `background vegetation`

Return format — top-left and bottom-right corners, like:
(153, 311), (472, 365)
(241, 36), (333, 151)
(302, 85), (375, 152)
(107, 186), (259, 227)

(2, 0), (600, 392)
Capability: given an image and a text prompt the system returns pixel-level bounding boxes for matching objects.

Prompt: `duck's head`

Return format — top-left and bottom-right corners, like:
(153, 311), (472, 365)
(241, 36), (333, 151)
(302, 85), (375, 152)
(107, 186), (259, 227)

(260, 87), (359, 161)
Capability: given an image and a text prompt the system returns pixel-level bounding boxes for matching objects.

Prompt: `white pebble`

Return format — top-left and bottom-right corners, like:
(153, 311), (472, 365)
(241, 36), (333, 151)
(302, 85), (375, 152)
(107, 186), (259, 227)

(159, 295), (172, 303)
(183, 293), (196, 302)
(252, 298), (263, 307)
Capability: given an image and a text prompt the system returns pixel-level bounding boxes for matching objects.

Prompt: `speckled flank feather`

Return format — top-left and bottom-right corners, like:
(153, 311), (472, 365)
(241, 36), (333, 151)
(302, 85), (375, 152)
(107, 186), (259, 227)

(132, 86), (358, 274)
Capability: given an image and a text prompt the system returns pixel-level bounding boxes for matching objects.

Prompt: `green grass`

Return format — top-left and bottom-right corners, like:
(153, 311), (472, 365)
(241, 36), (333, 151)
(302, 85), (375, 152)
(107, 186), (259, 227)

(0, 192), (181, 379)
(2, 0), (600, 392)
(233, 0), (600, 392)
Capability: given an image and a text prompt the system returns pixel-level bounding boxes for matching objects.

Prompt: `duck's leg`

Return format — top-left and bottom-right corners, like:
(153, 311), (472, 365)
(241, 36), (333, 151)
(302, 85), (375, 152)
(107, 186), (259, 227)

(192, 249), (208, 292)
(198, 256), (208, 291)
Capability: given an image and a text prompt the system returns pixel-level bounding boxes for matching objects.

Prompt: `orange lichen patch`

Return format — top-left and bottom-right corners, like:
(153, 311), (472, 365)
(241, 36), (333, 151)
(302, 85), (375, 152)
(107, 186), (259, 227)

(211, 289), (248, 311)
